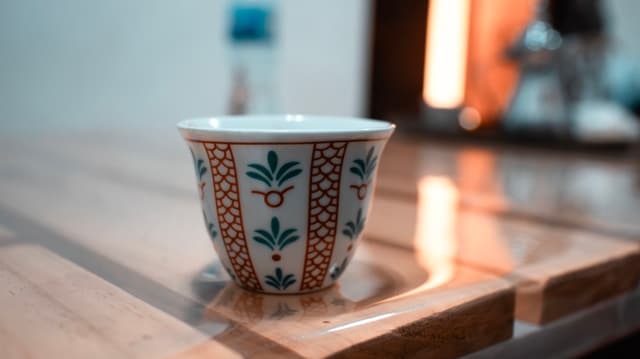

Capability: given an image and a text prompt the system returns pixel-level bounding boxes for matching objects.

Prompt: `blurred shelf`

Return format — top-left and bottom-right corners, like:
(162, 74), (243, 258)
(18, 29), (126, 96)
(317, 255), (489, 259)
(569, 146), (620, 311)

(392, 116), (639, 155)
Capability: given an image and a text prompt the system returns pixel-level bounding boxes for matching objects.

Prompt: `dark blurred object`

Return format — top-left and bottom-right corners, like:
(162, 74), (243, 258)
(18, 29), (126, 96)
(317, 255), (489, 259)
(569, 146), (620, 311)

(368, 0), (428, 121)
(548, 0), (605, 36)
(502, 0), (566, 137)
(579, 330), (640, 358)
(503, 0), (639, 143)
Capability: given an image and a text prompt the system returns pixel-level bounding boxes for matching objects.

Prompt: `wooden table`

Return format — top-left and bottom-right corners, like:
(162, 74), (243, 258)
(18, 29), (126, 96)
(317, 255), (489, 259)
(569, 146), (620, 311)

(1, 128), (639, 358)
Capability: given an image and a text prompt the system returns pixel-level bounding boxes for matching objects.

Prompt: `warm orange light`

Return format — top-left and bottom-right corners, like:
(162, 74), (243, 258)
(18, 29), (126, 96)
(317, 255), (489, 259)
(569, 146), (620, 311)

(413, 176), (458, 290)
(423, 0), (471, 108)
(458, 106), (482, 131)
(465, 0), (538, 123)
(382, 176), (459, 302)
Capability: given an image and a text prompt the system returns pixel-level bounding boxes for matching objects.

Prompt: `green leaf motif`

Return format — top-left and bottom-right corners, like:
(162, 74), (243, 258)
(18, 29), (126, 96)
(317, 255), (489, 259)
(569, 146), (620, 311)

(278, 228), (298, 250)
(265, 267), (297, 290)
(350, 167), (364, 181)
(246, 171), (272, 187)
(271, 216), (280, 239)
(350, 147), (379, 182)
(255, 229), (274, 241)
(203, 210), (217, 238)
(253, 228), (275, 250)
(253, 235), (275, 250)
(366, 147), (374, 166)
(208, 223), (218, 238)
(248, 163), (273, 181)
(346, 222), (356, 233)
(330, 257), (349, 280)
(275, 161), (299, 182)
(367, 160), (378, 178)
(190, 150), (208, 180)
(282, 274), (296, 290)
(279, 235), (299, 251)
(343, 208), (365, 240)
(252, 217), (300, 251)
(279, 228), (297, 241)
(354, 159), (367, 173)
(247, 151), (302, 188)
(268, 151), (278, 173)
(278, 168), (302, 186)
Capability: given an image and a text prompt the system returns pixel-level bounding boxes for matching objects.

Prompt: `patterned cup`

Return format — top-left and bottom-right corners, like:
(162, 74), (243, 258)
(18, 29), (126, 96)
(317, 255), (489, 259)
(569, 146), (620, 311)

(178, 115), (395, 294)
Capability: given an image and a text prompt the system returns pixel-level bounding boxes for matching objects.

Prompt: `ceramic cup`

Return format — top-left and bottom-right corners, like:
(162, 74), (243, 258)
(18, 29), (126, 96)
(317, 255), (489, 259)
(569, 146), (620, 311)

(178, 115), (395, 294)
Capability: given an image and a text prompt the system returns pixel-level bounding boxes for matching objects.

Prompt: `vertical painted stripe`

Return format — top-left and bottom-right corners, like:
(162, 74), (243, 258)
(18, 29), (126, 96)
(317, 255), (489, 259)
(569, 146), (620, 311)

(300, 142), (348, 291)
(204, 142), (262, 291)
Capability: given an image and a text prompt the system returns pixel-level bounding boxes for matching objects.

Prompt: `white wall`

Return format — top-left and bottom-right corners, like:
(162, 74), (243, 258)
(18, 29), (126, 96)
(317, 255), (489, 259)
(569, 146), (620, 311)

(0, 0), (371, 133)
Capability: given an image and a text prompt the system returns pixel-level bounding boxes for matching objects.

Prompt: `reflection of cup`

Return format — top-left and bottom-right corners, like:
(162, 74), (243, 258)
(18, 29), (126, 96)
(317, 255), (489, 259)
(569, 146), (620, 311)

(178, 115), (394, 294)
(206, 283), (356, 323)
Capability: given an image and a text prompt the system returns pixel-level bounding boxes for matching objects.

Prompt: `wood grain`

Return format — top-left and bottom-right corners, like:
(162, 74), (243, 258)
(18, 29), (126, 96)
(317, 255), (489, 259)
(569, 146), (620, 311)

(0, 244), (238, 359)
(2, 129), (638, 357)
(377, 137), (640, 238)
(367, 194), (640, 324)
(194, 240), (514, 358)
(0, 132), (514, 358)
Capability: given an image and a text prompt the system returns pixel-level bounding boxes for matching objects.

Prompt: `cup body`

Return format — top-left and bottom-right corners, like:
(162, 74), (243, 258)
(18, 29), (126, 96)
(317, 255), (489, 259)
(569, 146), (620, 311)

(178, 115), (394, 294)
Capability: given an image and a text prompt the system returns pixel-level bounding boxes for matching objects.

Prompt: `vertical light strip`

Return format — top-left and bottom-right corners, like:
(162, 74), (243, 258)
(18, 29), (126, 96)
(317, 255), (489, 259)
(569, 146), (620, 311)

(380, 176), (459, 303)
(413, 176), (458, 290)
(423, 0), (471, 109)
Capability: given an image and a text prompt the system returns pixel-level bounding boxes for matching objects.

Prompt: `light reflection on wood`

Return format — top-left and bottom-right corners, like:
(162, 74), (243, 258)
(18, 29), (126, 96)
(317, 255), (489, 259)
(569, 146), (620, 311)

(393, 176), (460, 301)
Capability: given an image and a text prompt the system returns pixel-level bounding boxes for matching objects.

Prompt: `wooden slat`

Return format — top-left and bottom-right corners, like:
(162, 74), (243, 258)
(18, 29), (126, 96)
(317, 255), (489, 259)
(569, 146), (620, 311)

(367, 194), (640, 324)
(0, 143), (214, 300)
(0, 132), (515, 357)
(172, 240), (514, 358)
(5, 130), (637, 355)
(465, 288), (640, 358)
(0, 244), (238, 359)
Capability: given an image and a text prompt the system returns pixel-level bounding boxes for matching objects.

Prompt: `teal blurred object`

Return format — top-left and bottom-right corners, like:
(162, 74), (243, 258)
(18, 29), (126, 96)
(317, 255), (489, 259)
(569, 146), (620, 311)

(605, 52), (640, 114)
(229, 4), (273, 43)
(227, 0), (280, 115)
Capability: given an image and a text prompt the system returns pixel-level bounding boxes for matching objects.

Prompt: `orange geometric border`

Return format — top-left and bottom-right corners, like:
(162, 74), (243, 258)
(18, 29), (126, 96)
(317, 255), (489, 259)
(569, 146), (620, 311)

(203, 143), (262, 291)
(299, 142), (348, 291)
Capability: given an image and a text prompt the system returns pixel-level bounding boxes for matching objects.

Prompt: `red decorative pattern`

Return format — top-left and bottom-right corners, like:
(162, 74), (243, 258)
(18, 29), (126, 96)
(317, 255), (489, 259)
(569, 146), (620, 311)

(300, 142), (348, 291)
(204, 143), (262, 291)
(199, 182), (206, 200)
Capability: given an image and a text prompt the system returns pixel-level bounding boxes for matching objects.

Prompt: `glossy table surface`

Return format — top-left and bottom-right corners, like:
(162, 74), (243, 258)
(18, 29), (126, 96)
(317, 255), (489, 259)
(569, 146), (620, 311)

(1, 127), (639, 358)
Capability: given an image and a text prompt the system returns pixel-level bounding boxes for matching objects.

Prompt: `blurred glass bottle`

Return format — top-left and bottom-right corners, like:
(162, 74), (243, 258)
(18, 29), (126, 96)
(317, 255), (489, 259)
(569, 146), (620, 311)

(504, 0), (639, 142)
(551, 0), (639, 143)
(227, 0), (280, 115)
(502, 0), (566, 137)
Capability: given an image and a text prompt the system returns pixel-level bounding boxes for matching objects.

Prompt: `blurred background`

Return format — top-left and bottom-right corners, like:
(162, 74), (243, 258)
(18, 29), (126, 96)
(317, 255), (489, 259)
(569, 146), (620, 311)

(1, 0), (640, 147)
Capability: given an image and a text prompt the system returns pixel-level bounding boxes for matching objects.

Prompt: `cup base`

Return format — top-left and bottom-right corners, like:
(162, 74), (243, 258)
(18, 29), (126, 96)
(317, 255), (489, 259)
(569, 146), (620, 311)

(233, 280), (337, 295)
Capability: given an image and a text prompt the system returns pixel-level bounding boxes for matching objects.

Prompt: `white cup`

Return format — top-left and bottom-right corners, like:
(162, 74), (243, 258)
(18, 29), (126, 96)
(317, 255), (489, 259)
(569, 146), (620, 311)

(178, 115), (395, 294)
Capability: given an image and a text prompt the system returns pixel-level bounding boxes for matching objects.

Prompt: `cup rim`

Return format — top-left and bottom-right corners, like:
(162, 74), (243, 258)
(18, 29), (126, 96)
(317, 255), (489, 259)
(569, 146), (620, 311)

(177, 114), (395, 142)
